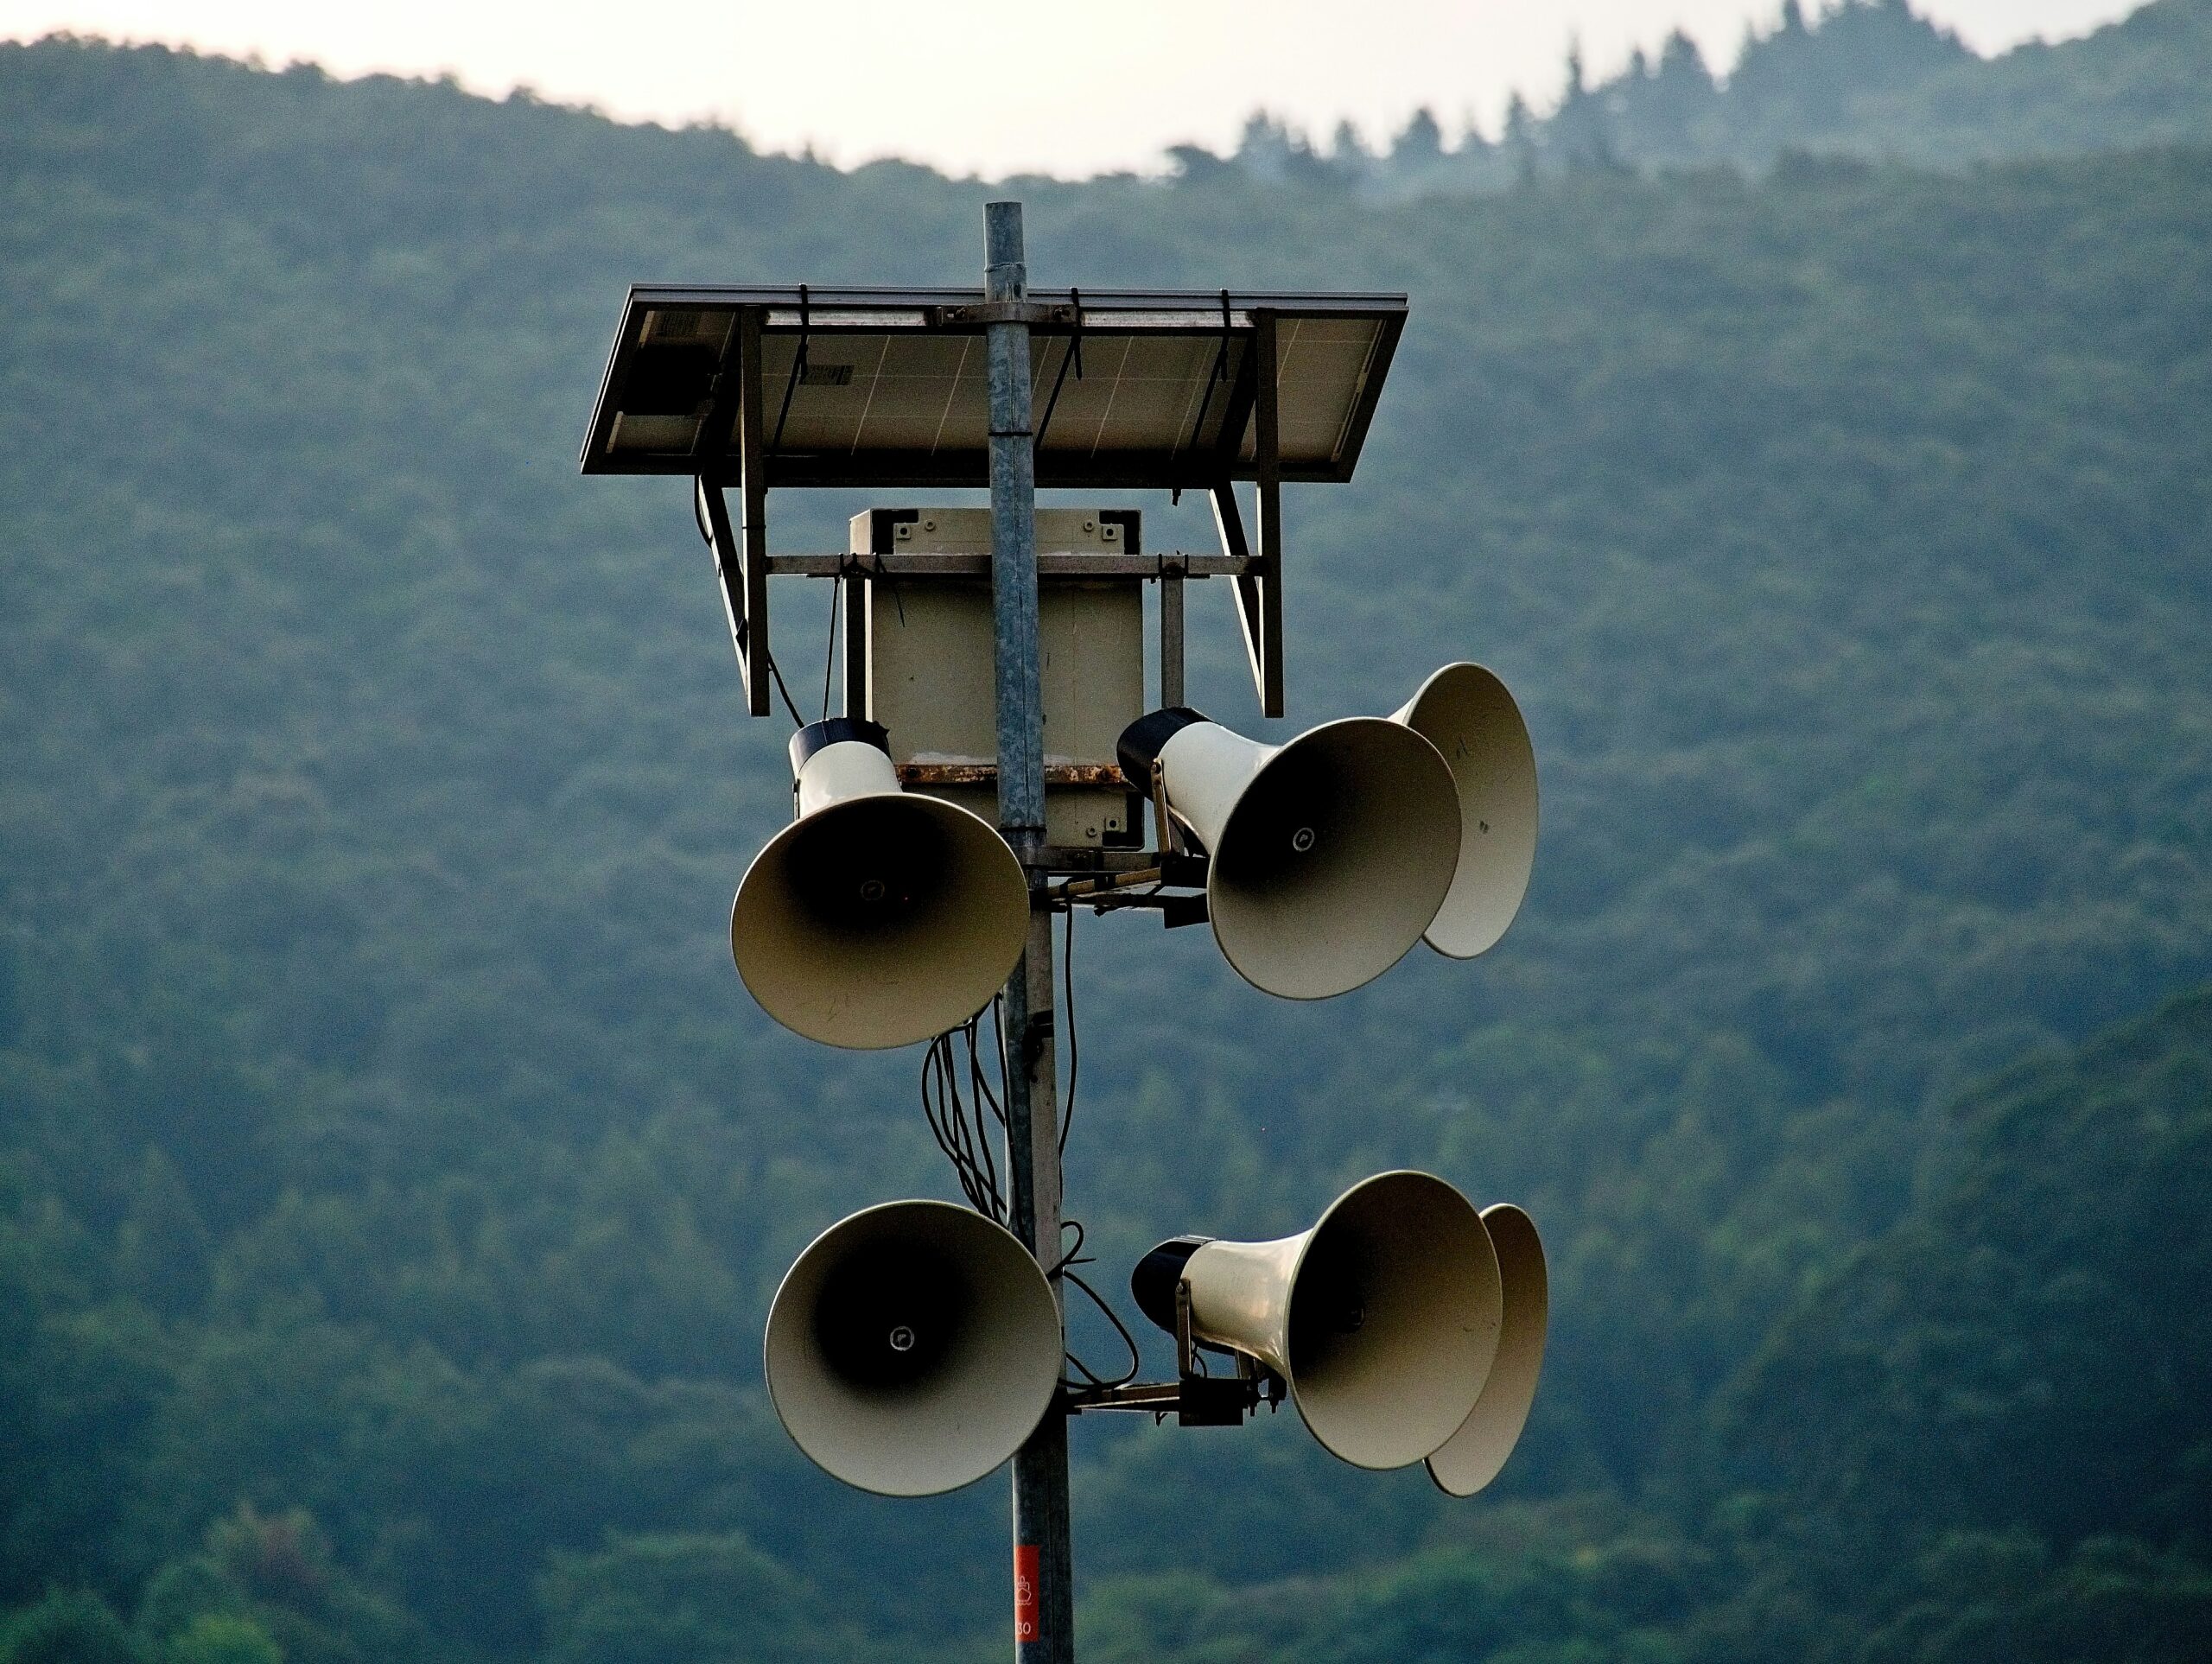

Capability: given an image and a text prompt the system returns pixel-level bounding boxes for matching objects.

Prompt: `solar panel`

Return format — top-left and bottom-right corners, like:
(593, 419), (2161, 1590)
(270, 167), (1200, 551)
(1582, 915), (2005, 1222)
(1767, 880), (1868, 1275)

(579, 287), (1406, 489)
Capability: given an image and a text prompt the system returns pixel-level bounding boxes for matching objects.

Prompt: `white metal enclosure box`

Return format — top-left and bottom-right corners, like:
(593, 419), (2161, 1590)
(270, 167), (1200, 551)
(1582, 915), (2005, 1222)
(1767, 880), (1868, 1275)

(853, 508), (1144, 848)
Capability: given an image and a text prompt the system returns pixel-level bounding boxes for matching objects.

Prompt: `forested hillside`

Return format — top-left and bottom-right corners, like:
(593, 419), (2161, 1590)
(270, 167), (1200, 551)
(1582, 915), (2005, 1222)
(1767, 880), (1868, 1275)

(1209, 0), (2212, 194)
(3, 34), (2209, 1664)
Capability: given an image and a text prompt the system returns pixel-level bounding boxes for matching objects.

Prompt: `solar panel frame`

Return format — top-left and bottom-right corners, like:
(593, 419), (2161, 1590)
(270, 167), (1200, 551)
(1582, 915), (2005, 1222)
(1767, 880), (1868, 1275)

(579, 286), (1407, 489)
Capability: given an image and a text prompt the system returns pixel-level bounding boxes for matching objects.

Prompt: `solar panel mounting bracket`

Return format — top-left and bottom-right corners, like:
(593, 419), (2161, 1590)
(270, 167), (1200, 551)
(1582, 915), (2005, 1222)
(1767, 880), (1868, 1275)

(583, 283), (1404, 727)
(939, 301), (1078, 327)
(687, 304), (772, 715)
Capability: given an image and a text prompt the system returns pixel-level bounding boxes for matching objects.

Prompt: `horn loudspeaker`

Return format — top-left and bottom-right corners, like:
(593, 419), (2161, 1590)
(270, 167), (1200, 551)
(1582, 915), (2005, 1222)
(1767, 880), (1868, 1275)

(732, 718), (1030, 1049)
(764, 1198), (1062, 1496)
(1130, 1171), (1503, 1469)
(1391, 664), (1538, 959)
(1117, 710), (1460, 1000)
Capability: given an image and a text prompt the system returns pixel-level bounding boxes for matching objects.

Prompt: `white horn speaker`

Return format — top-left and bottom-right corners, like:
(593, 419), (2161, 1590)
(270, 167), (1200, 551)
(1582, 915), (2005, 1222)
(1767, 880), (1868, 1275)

(1391, 664), (1538, 959)
(732, 718), (1030, 1050)
(1117, 709), (1461, 1000)
(1130, 1172), (1503, 1469)
(1427, 1203), (1548, 1497)
(764, 1199), (1062, 1497)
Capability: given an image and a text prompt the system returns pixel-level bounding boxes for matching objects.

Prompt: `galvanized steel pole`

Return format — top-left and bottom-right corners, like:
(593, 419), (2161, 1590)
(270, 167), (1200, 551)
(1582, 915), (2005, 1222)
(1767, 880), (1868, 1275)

(986, 202), (1048, 857)
(984, 200), (1074, 1664)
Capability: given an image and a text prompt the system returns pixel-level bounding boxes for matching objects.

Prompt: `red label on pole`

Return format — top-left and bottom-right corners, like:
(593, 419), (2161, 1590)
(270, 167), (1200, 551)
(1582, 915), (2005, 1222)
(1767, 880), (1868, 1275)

(1014, 1545), (1041, 1644)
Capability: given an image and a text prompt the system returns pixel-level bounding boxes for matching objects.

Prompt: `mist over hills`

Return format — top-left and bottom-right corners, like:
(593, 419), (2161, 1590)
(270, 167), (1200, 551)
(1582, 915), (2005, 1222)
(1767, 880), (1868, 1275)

(2, 25), (2209, 1664)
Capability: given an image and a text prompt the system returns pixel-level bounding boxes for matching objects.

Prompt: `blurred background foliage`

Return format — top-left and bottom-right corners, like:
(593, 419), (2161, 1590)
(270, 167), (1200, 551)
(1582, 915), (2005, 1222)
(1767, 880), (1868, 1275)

(2, 3), (2209, 1659)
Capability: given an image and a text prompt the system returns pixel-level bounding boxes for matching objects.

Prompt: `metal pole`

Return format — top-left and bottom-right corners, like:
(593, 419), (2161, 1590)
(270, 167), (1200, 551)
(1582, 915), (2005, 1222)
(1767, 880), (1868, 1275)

(987, 202), (1046, 860)
(984, 200), (1074, 1664)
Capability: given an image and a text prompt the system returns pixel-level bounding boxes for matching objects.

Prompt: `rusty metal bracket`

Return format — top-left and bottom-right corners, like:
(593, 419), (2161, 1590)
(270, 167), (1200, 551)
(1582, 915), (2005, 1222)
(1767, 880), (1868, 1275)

(897, 762), (1127, 790)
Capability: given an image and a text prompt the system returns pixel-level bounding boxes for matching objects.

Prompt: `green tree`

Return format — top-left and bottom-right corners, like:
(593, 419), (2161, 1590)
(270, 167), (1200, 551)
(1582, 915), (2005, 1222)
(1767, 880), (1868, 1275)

(169, 1615), (283, 1664)
(537, 1534), (859, 1664)
(0, 1591), (149, 1664)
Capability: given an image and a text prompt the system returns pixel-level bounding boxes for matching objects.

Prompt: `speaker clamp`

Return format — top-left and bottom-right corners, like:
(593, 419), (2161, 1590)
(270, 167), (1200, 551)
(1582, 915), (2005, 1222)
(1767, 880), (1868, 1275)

(1064, 1277), (1285, 1427)
(1044, 851), (1210, 924)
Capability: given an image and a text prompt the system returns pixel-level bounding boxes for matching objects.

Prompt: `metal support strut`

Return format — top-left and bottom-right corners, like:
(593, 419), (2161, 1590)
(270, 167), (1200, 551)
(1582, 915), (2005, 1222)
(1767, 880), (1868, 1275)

(984, 200), (1075, 1664)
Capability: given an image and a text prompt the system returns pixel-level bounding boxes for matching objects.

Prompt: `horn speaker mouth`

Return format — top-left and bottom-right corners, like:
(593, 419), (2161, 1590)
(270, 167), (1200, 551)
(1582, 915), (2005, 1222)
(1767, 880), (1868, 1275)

(1427, 1202), (1548, 1496)
(1207, 718), (1460, 1000)
(1285, 1171), (1503, 1470)
(1397, 664), (1537, 960)
(765, 1200), (1061, 1496)
(732, 791), (1029, 1050)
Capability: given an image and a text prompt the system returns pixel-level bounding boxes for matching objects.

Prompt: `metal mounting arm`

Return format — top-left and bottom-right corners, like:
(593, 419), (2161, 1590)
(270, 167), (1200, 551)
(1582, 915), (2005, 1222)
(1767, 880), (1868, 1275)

(1211, 308), (1285, 718)
(691, 304), (772, 716)
(1065, 1278), (1285, 1426)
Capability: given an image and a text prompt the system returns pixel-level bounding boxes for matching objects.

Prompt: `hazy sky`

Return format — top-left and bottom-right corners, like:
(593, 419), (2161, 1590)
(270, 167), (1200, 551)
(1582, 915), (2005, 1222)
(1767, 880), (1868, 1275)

(0, 1), (2144, 177)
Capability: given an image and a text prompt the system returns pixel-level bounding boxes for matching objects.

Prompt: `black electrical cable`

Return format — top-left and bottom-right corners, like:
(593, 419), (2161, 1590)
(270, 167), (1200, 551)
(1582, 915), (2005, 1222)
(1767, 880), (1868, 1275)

(921, 1002), (1020, 1225)
(1052, 1218), (1141, 1390)
(965, 1013), (995, 1130)
(690, 477), (804, 730)
(915, 930), (1148, 1393)
(765, 649), (804, 729)
(966, 1006), (1005, 1204)
(1058, 903), (1079, 1155)
(988, 994), (1008, 1121)
(1062, 1269), (1141, 1389)
(969, 1014), (1006, 1221)
(922, 1019), (1004, 1222)
(819, 572), (842, 721)
(921, 1035), (971, 1208)
(769, 283), (810, 454)
(930, 1038), (968, 1199)
(1051, 1214), (1087, 1275)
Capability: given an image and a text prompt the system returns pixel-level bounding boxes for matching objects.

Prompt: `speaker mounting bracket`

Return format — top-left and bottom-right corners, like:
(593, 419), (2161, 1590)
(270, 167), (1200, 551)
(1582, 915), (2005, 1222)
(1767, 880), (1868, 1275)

(1046, 854), (1210, 926)
(1148, 757), (1182, 856)
(1062, 1371), (1276, 1425)
(1065, 1277), (1285, 1426)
